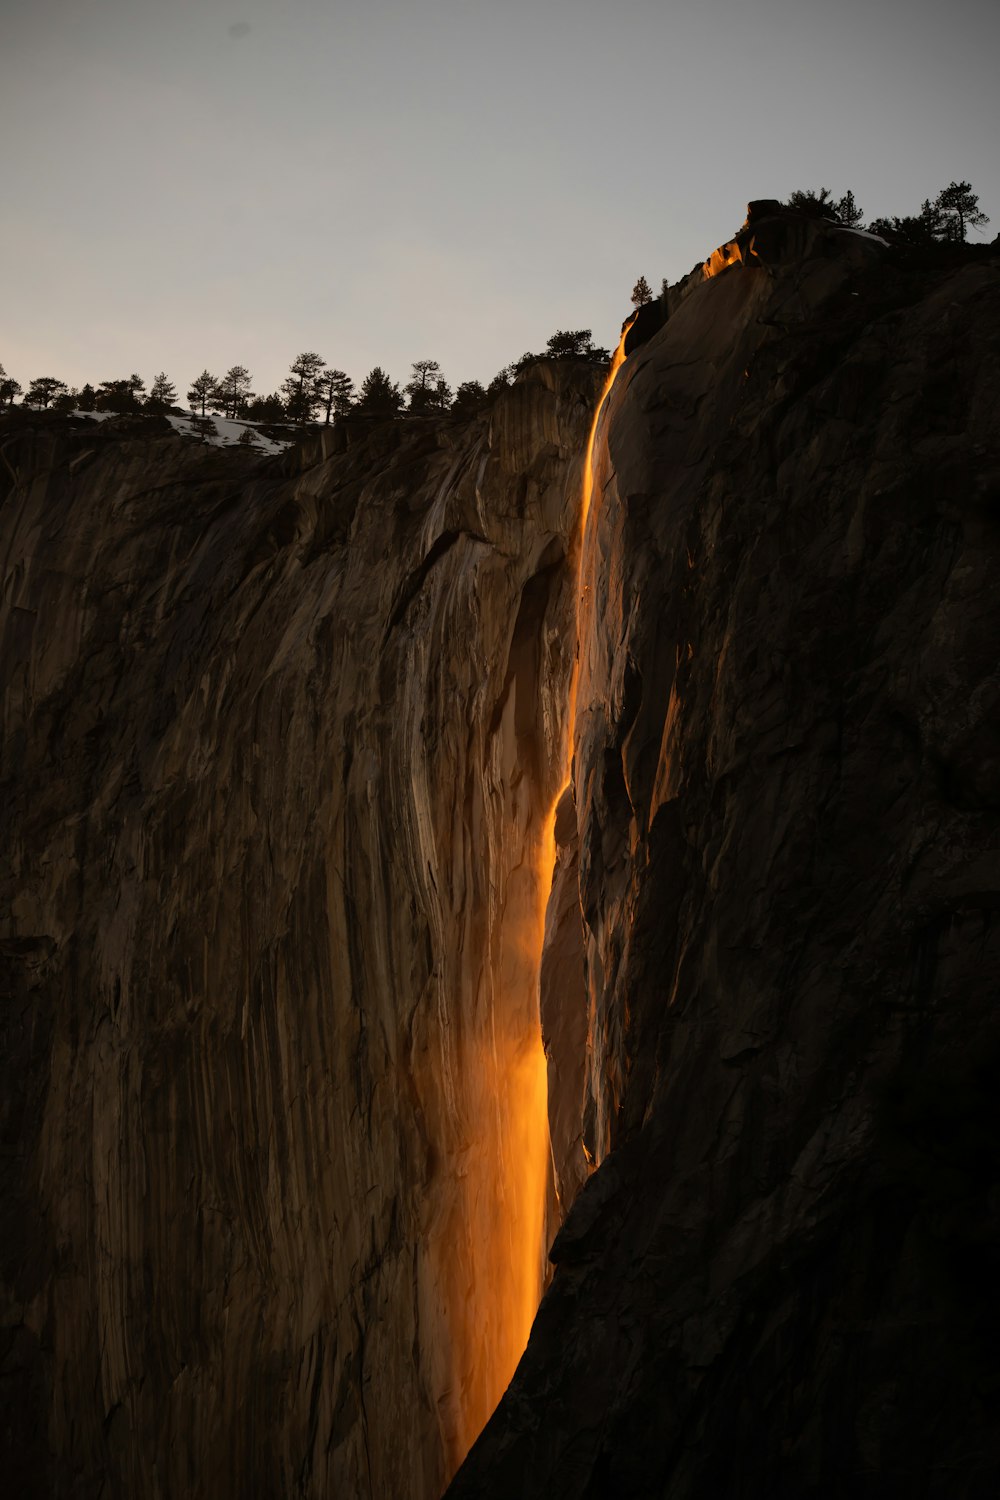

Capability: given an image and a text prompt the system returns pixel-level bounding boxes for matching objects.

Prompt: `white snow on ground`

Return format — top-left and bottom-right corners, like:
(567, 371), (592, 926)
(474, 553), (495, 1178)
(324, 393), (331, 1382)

(162, 412), (291, 453)
(835, 226), (890, 246)
(68, 408), (292, 453)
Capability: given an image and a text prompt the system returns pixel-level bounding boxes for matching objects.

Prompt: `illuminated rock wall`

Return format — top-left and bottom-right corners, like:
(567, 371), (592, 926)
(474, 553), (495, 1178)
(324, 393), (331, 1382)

(0, 367), (598, 1499)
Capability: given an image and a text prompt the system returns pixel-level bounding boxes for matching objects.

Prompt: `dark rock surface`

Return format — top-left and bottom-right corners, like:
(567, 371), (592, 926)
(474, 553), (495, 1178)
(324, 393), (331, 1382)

(3, 219), (999, 1500)
(448, 232), (1000, 1495)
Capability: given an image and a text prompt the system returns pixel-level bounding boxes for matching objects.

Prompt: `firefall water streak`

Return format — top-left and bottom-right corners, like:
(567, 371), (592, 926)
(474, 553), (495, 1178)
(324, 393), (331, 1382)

(451, 325), (637, 1473)
(510, 320), (636, 1338)
(554, 317), (636, 812)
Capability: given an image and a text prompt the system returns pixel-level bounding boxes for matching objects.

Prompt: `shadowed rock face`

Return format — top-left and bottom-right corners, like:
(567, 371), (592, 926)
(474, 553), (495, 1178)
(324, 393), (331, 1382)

(0, 366), (602, 1499)
(3, 222), (1000, 1500)
(449, 232), (1000, 1495)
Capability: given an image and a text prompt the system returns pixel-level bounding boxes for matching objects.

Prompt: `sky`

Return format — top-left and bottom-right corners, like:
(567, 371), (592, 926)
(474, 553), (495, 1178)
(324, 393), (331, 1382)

(2, 0), (998, 402)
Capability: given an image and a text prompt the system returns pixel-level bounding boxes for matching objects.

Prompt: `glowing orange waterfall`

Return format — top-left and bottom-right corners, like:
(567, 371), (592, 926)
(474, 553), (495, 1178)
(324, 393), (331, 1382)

(554, 317), (636, 817)
(447, 327), (636, 1477)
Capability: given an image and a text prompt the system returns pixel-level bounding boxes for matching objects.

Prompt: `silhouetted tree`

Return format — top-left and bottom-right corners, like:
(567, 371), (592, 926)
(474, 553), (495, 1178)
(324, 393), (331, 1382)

(405, 359), (444, 411)
(315, 368), (354, 424)
(408, 358), (441, 391)
(95, 375), (145, 412)
(76, 383), (97, 411)
(786, 187), (839, 220)
(452, 380), (487, 418)
(189, 415), (218, 443)
(429, 378), (452, 411)
(215, 365), (254, 418)
(187, 369), (218, 417)
(545, 329), (595, 358)
(282, 351), (326, 424)
(660, 277), (670, 301)
(0, 376), (22, 407)
(355, 366), (403, 418)
(486, 368), (511, 397)
(631, 275), (653, 307)
(246, 392), (287, 423)
(834, 190), (864, 228)
(52, 390), (78, 414)
(147, 373), (177, 412)
(935, 180), (989, 242)
(25, 377), (68, 408)
(868, 199), (945, 246)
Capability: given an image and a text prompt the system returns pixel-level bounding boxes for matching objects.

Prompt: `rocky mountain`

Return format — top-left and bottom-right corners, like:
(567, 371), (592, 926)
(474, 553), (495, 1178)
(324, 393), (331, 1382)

(2, 210), (998, 1498)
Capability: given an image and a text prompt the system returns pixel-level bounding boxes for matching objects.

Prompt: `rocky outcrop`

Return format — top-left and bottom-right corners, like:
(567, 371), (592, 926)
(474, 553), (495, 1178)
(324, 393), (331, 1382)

(449, 221), (1000, 1495)
(0, 367), (600, 1499)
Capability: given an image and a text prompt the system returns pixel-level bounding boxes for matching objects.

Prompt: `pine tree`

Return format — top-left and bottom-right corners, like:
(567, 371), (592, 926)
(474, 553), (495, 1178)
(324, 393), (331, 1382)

(452, 380), (487, 418)
(868, 199), (946, 246)
(246, 392), (288, 423)
(26, 376), (68, 409)
(315, 368), (354, 424)
(77, 383), (97, 411)
(281, 352), (326, 425)
(187, 370), (218, 417)
(0, 376), (22, 407)
(355, 367), (403, 418)
(934, 181), (989, 242)
(189, 415), (218, 443)
(215, 365), (254, 418)
(405, 359), (443, 411)
(147, 373), (178, 412)
(834, 190), (864, 228)
(631, 275), (653, 307)
(430, 378), (452, 411)
(95, 375), (145, 413)
(545, 329), (594, 358)
(787, 187), (839, 220)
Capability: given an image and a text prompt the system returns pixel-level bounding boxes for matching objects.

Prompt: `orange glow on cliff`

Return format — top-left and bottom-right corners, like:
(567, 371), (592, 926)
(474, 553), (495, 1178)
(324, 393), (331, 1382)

(703, 233), (757, 280)
(505, 1031), (550, 1351)
(442, 326), (637, 1478)
(566, 318), (636, 750)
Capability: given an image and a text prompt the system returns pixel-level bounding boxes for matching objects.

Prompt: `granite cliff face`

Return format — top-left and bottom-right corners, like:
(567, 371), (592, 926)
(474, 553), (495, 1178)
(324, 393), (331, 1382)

(1, 369), (599, 1498)
(3, 217), (999, 1499)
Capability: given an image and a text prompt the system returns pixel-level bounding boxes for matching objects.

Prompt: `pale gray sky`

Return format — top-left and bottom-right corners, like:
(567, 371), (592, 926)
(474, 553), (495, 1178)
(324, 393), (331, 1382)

(2, 0), (997, 400)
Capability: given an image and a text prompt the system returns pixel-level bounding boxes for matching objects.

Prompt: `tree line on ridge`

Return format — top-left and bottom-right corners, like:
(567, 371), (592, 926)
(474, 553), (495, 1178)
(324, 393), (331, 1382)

(1, 180), (989, 431)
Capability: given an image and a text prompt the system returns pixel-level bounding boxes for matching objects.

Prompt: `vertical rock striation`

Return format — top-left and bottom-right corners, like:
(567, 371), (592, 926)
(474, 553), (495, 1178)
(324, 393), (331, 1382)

(0, 365), (599, 1498)
(450, 222), (1000, 1496)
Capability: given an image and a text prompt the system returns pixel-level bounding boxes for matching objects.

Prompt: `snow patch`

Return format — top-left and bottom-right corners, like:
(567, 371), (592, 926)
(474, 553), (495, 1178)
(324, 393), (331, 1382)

(834, 225), (890, 247)
(67, 407), (292, 454)
(165, 412), (291, 453)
